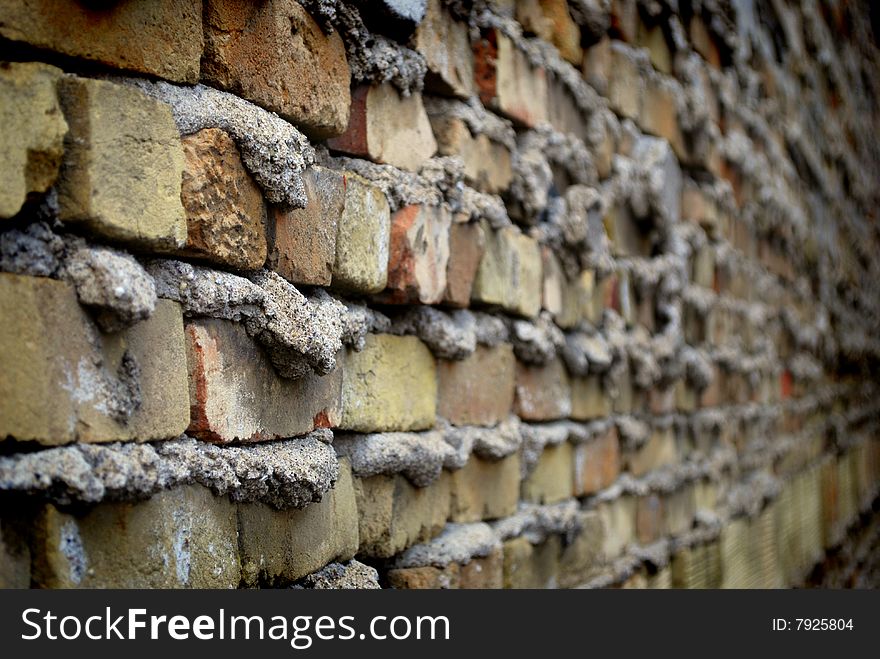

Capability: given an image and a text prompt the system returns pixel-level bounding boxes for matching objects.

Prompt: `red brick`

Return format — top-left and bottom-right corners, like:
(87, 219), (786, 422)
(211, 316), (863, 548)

(444, 222), (487, 307)
(437, 345), (516, 425)
(514, 359), (572, 421)
(382, 204), (452, 305)
(574, 427), (621, 495)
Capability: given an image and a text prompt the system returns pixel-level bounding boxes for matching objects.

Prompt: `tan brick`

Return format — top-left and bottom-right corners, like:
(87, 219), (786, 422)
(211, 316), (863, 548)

(449, 453), (521, 522)
(328, 84), (437, 172)
(383, 204), (452, 304)
(582, 37), (612, 96)
(0, 1), (202, 83)
(56, 77), (187, 251)
(689, 14), (722, 69)
(238, 459), (358, 586)
(353, 472), (451, 558)
(180, 128), (267, 271)
(387, 563), (460, 589)
(331, 172), (391, 294)
(636, 493), (664, 544)
(574, 427), (621, 495)
(597, 495), (637, 559)
(610, 0), (639, 42)
(414, 0), (475, 98)
(626, 427), (678, 477)
(638, 22), (673, 75)
(558, 511), (605, 587)
(604, 204), (651, 257)
(664, 486), (696, 536)
(459, 547), (504, 588)
(32, 486), (240, 588)
(202, 0), (350, 139)
(474, 28), (548, 127)
(0, 274), (189, 445)
(185, 319), (342, 443)
(267, 166), (343, 286)
(429, 116), (513, 194)
(522, 442), (575, 504)
(0, 62), (67, 219)
(0, 514), (30, 588)
(437, 344), (516, 426)
(640, 77), (686, 162)
(571, 375), (612, 420)
(515, 359), (572, 421)
(502, 535), (560, 589)
(607, 43), (642, 120)
(472, 225), (543, 318)
(443, 222), (487, 307)
(340, 334), (436, 432)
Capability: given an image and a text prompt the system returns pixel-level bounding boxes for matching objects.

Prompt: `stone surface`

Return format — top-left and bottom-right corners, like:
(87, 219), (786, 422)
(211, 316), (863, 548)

(0, 62), (67, 219)
(449, 453), (521, 522)
(0, 0), (202, 83)
(626, 427), (678, 477)
(31, 486), (240, 588)
(328, 84), (437, 172)
(185, 319), (343, 443)
(472, 225), (543, 318)
(430, 116), (513, 194)
(558, 511), (605, 587)
(331, 172), (391, 294)
(521, 442), (574, 504)
(353, 472), (451, 558)
(238, 458), (358, 585)
(437, 344), (516, 426)
(515, 359), (572, 421)
(56, 77), (187, 251)
(340, 334), (436, 432)
(387, 562), (460, 589)
(458, 547), (504, 588)
(574, 427), (620, 495)
(180, 128), (267, 271)
(383, 204), (452, 304)
(0, 274), (189, 445)
(444, 222), (487, 307)
(607, 42), (642, 120)
(0, 514), (30, 588)
(502, 535), (560, 589)
(202, 0), (350, 139)
(414, 0), (475, 98)
(267, 166), (343, 286)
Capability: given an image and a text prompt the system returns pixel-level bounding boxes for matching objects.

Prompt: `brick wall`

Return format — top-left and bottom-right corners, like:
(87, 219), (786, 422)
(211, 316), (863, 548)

(1, 0), (879, 589)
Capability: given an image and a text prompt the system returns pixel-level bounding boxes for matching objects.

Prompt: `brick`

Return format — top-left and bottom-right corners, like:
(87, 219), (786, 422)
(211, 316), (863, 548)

(542, 247), (565, 318)
(0, 62), (67, 219)
(574, 427), (621, 495)
(437, 344), (516, 425)
(429, 116), (513, 194)
(515, 359), (572, 421)
(202, 0), (350, 139)
(459, 547), (504, 588)
(238, 459), (358, 585)
(0, 0), (202, 83)
(444, 222), (487, 307)
(474, 28), (548, 127)
(692, 245), (715, 289)
(540, 0), (584, 65)
(558, 511), (605, 588)
(610, 0), (638, 42)
(414, 0), (475, 98)
(571, 375), (612, 420)
(449, 453), (521, 522)
(56, 77), (187, 251)
(340, 334), (436, 432)
(502, 535), (560, 589)
(267, 166), (343, 286)
(604, 204), (651, 257)
(626, 427), (678, 477)
(383, 204), (452, 305)
(185, 319), (342, 443)
(689, 15), (722, 69)
(597, 495), (637, 559)
(638, 22), (673, 75)
(353, 472), (451, 558)
(0, 514), (30, 588)
(31, 486), (240, 588)
(328, 84), (437, 172)
(387, 563), (460, 589)
(472, 225), (543, 318)
(331, 172), (391, 294)
(0, 274), (189, 445)
(664, 486), (696, 536)
(636, 493), (664, 544)
(640, 76), (686, 162)
(180, 128), (267, 271)
(607, 43), (642, 120)
(522, 442), (574, 504)
(582, 37), (612, 96)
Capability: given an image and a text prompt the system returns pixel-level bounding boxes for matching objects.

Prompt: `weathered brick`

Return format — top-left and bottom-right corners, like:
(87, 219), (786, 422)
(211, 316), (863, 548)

(437, 344), (516, 426)
(626, 427), (678, 477)
(202, 0), (350, 139)
(331, 172), (391, 294)
(0, 274), (189, 445)
(689, 14), (722, 69)
(459, 547), (504, 588)
(640, 76), (686, 162)
(328, 84), (437, 172)
(582, 37), (612, 96)
(472, 225), (543, 318)
(522, 442), (575, 504)
(180, 128), (267, 271)
(340, 334), (436, 432)
(571, 375), (612, 420)
(502, 535), (560, 589)
(607, 42), (642, 120)
(0, 514), (30, 588)
(636, 493), (664, 544)
(267, 166), (343, 286)
(0, 62), (67, 219)
(0, 0), (202, 83)
(515, 359), (572, 421)
(387, 562), (460, 589)
(474, 28), (548, 127)
(383, 204), (452, 305)
(238, 459), (358, 585)
(597, 495), (637, 559)
(31, 486), (240, 588)
(353, 472), (451, 558)
(414, 0), (475, 98)
(638, 22), (673, 75)
(574, 427), (621, 495)
(449, 453), (521, 522)
(185, 319), (342, 443)
(517, 0), (583, 65)
(610, 0), (639, 42)
(558, 511), (605, 588)
(56, 77), (187, 251)
(443, 222), (487, 307)
(604, 204), (651, 257)
(429, 116), (513, 193)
